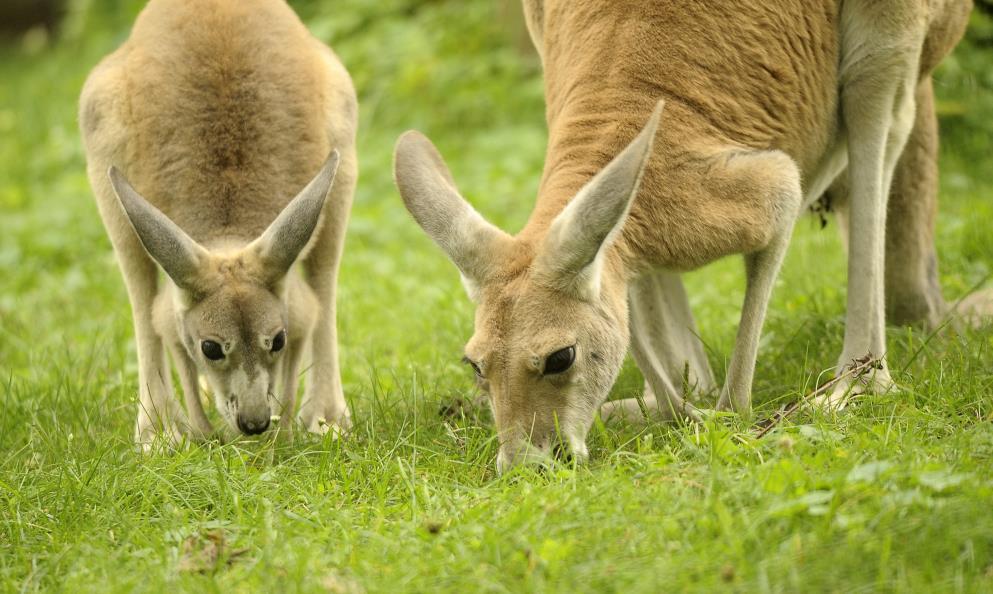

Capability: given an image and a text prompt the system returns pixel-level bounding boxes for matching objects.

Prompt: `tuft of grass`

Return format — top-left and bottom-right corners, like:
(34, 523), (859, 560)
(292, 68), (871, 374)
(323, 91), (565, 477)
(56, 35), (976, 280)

(1, 2), (992, 592)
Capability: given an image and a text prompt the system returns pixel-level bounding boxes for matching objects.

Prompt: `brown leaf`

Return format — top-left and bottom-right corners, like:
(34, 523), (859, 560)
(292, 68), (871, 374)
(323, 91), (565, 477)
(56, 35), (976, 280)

(423, 520), (444, 534)
(321, 571), (364, 594)
(720, 563), (736, 582)
(177, 530), (248, 574)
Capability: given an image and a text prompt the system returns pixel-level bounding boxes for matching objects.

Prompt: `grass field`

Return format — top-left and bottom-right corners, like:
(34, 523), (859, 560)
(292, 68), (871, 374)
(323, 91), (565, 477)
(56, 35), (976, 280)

(2, 2), (993, 592)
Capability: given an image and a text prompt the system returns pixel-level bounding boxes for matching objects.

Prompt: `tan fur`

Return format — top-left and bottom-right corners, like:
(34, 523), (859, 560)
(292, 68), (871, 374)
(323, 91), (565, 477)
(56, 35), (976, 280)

(80, 0), (357, 447)
(396, 0), (971, 470)
(830, 1), (972, 328)
(529, 2), (837, 266)
(830, 77), (947, 328)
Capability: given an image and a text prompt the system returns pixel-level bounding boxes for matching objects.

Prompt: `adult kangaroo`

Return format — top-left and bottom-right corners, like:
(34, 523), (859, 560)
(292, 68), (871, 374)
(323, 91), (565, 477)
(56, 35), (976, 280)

(394, 0), (972, 471)
(80, 0), (358, 448)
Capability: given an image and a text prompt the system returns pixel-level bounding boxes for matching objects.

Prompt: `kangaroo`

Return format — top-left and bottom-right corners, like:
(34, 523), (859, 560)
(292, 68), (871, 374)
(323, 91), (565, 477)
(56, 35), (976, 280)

(394, 0), (972, 471)
(79, 0), (357, 448)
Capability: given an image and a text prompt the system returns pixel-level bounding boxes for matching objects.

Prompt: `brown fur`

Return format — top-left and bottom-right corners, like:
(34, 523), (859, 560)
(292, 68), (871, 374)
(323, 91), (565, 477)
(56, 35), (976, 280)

(80, 0), (357, 445)
(528, 1), (837, 269)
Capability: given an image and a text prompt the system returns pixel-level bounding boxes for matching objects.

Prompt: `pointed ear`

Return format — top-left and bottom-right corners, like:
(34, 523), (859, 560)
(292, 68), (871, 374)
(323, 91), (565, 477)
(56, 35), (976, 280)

(534, 101), (664, 297)
(108, 166), (209, 290)
(247, 150), (340, 284)
(521, 0), (545, 58)
(394, 131), (512, 289)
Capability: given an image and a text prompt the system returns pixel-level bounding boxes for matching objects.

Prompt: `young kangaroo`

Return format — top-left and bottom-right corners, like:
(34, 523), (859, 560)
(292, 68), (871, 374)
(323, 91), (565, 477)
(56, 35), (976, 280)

(80, 0), (357, 448)
(395, 0), (971, 471)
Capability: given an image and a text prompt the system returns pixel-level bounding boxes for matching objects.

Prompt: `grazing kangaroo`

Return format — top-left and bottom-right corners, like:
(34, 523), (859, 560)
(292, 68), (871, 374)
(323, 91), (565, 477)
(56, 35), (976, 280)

(395, 0), (971, 471)
(80, 0), (357, 448)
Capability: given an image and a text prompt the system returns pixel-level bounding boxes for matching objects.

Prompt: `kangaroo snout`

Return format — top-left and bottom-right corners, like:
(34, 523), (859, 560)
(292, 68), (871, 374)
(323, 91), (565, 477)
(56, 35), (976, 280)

(236, 412), (271, 435)
(496, 433), (589, 474)
(234, 392), (273, 435)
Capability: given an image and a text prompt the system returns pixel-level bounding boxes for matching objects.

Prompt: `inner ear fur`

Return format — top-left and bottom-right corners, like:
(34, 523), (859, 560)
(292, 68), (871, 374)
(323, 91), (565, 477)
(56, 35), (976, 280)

(393, 130), (513, 286)
(108, 166), (209, 290)
(533, 101), (664, 298)
(247, 149), (340, 284)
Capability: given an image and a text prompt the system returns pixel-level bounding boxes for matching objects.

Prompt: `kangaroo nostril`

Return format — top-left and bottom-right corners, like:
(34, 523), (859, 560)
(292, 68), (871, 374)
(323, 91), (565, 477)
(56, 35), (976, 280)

(237, 415), (270, 435)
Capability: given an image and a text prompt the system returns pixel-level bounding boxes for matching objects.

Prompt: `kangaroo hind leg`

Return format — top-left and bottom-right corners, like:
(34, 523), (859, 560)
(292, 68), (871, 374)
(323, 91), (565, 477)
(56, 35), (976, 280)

(817, 2), (927, 408)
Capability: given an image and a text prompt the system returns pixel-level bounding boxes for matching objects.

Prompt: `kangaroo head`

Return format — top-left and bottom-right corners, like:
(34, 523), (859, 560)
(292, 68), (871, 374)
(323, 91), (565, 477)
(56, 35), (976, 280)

(108, 151), (339, 436)
(395, 107), (661, 472)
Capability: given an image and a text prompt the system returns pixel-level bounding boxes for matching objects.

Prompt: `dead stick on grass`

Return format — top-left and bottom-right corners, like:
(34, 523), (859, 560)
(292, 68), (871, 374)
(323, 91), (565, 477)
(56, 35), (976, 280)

(752, 354), (882, 439)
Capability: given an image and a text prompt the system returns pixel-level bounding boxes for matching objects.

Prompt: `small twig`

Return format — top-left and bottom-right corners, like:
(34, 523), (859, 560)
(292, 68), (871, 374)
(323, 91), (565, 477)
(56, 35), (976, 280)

(752, 354), (882, 439)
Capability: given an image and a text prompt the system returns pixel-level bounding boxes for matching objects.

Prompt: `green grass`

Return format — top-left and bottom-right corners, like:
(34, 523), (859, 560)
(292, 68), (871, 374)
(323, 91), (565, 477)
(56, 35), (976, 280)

(2, 2), (993, 592)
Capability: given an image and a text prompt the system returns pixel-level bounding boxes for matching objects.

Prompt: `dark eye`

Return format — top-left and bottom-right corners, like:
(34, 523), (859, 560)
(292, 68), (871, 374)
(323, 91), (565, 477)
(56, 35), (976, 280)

(201, 340), (225, 361)
(271, 330), (286, 353)
(544, 346), (575, 375)
(462, 356), (483, 378)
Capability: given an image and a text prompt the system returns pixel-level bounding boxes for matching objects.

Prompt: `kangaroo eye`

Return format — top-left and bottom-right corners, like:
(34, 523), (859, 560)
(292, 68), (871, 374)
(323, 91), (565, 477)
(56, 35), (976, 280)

(544, 346), (575, 375)
(271, 330), (286, 353)
(201, 340), (225, 361)
(462, 356), (483, 378)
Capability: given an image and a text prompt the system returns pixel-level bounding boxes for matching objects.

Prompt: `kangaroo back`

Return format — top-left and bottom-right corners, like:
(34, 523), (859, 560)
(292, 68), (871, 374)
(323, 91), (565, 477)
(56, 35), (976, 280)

(80, 0), (356, 246)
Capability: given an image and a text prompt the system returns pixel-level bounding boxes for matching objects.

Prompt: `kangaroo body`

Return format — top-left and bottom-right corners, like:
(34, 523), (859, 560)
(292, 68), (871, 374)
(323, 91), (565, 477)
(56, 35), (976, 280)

(80, 0), (358, 445)
(530, 1), (969, 270)
(396, 0), (971, 470)
(527, 0), (972, 415)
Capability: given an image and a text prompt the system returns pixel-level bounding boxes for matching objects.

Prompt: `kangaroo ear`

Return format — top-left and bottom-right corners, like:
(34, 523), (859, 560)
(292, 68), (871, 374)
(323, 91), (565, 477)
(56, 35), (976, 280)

(533, 101), (663, 298)
(108, 166), (209, 290)
(521, 0), (546, 58)
(393, 130), (512, 293)
(248, 150), (340, 284)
